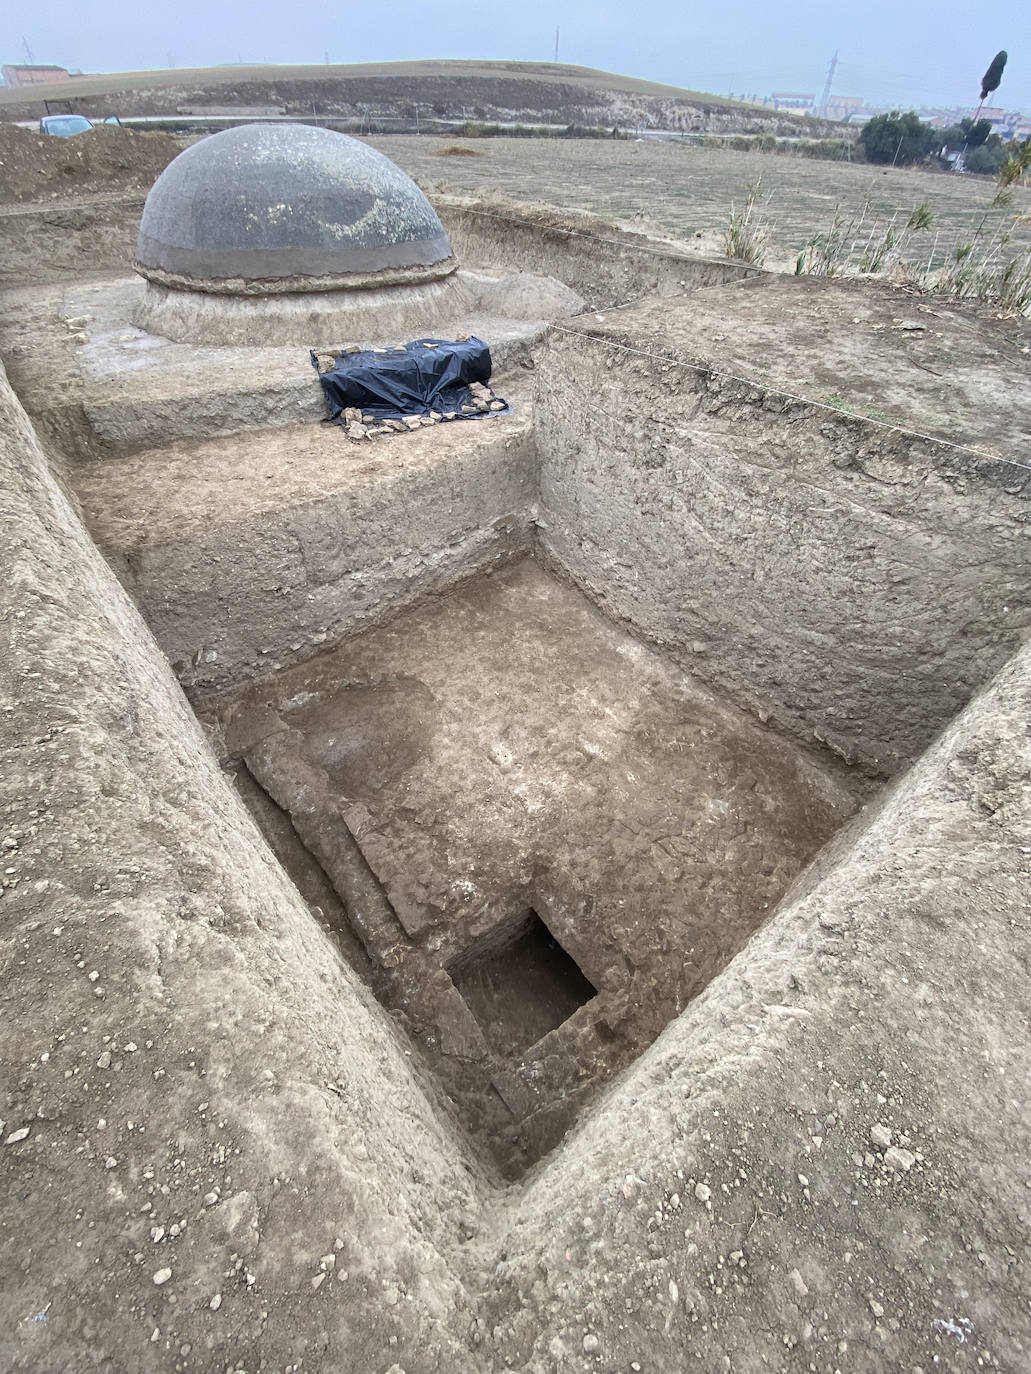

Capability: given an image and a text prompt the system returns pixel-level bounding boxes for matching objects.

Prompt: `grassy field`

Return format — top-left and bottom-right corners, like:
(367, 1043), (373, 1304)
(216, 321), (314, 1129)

(373, 135), (1031, 273)
(0, 61), (759, 111)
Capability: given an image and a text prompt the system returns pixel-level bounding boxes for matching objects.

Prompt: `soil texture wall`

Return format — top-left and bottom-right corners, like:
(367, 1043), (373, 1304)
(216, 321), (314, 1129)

(0, 358), (482, 1372)
(534, 323), (1031, 776)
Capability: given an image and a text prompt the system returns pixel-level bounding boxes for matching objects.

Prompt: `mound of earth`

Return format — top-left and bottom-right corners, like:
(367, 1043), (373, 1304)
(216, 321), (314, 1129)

(0, 61), (848, 140)
(0, 123), (181, 204)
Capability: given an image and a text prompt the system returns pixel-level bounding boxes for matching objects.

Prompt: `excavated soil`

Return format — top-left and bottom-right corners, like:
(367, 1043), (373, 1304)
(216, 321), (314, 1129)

(0, 60), (842, 138)
(0, 123), (181, 204)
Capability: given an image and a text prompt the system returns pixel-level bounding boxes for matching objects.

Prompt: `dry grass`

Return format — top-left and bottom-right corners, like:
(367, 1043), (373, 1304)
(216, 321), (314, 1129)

(432, 145), (487, 158)
(0, 60), (759, 109)
(789, 190), (1031, 313)
(373, 135), (1031, 275)
(721, 178), (770, 265)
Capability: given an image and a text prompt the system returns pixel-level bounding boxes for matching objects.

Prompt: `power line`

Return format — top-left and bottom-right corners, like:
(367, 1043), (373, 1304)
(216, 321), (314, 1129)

(818, 51), (838, 112)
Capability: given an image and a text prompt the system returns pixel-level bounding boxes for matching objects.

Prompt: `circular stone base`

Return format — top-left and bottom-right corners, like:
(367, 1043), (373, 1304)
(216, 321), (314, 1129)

(131, 273), (477, 346)
(134, 255), (458, 297)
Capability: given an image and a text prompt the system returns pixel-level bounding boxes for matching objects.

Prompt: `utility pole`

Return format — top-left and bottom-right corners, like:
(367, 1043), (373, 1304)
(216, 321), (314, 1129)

(818, 50), (838, 116)
(22, 36), (35, 65)
(554, 27), (560, 64)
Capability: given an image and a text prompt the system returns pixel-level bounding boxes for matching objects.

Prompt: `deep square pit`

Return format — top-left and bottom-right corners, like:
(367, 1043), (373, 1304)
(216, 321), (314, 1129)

(218, 557), (858, 1175)
(449, 909), (599, 1058)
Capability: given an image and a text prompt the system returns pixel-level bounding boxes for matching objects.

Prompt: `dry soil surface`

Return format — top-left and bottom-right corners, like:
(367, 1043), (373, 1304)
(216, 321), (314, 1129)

(373, 135), (1031, 273)
(3, 129), (1031, 1374)
(0, 124), (182, 204)
(217, 559), (856, 1175)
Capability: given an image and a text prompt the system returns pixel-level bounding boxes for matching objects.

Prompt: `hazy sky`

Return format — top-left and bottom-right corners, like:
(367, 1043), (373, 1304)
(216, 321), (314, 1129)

(13, 0), (1030, 112)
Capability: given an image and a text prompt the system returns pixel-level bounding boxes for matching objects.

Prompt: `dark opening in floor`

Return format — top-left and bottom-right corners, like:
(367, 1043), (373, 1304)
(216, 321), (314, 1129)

(449, 910), (598, 1057)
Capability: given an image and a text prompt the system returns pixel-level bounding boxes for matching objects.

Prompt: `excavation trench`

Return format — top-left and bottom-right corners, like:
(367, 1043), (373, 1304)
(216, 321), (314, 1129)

(4, 146), (1031, 1374)
(51, 274), (1029, 1180)
(6, 192), (1028, 1185)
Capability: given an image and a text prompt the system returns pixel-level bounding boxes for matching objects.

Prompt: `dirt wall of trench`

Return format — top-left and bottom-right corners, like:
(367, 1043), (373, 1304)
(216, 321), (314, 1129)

(480, 630), (1031, 1374)
(533, 327), (1031, 778)
(437, 195), (757, 308)
(0, 189), (753, 310)
(0, 195), (146, 288)
(5, 339), (1031, 1372)
(0, 359), (484, 1372)
(88, 413), (538, 697)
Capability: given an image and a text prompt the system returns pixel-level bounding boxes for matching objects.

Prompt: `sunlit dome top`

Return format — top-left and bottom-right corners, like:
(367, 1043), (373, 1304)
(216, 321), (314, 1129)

(134, 123), (456, 295)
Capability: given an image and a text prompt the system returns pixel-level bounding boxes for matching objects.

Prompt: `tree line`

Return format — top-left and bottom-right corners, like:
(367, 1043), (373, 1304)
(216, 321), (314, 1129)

(858, 111), (1017, 175)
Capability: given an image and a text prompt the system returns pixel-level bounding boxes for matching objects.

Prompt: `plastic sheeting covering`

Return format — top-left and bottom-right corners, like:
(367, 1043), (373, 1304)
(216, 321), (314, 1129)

(315, 337), (502, 422)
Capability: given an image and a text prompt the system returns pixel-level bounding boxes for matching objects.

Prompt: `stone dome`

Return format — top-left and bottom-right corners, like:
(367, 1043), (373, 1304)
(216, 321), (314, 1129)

(134, 124), (456, 296)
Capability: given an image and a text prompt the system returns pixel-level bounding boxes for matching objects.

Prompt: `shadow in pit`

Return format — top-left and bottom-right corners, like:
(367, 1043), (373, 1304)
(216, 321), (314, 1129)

(448, 908), (598, 1059)
(238, 730), (622, 1180)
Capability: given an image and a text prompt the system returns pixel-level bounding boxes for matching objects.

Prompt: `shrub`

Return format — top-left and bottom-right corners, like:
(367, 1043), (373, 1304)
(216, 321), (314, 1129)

(859, 111), (937, 165)
(432, 145), (487, 157)
(965, 141), (1009, 175)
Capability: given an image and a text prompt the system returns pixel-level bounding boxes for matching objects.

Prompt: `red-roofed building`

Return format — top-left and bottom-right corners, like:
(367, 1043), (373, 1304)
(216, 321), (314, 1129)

(1, 64), (72, 87)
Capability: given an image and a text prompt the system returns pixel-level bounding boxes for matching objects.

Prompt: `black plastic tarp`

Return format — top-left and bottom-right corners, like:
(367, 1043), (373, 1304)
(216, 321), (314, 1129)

(315, 337), (497, 421)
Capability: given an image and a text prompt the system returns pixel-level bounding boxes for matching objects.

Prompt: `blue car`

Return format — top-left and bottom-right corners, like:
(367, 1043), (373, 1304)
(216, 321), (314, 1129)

(39, 115), (94, 137)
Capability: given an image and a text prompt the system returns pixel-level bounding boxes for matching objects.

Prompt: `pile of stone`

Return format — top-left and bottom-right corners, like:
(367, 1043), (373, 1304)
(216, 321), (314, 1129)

(340, 381), (506, 442)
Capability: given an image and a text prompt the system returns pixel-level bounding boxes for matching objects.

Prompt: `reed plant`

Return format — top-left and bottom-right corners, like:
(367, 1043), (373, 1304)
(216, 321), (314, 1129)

(721, 178), (770, 266)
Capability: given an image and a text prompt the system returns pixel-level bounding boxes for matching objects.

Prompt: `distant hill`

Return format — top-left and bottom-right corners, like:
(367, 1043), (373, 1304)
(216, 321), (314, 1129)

(0, 60), (847, 138)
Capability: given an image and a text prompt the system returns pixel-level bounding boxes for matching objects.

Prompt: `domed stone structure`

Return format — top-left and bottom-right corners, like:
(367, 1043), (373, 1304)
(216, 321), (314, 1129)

(131, 124), (471, 345)
(135, 124), (456, 295)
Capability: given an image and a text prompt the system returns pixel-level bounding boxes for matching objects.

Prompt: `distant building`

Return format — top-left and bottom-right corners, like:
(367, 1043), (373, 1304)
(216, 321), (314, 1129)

(822, 95), (864, 122)
(1, 63), (72, 87)
(917, 104), (1030, 140)
(770, 92), (815, 112)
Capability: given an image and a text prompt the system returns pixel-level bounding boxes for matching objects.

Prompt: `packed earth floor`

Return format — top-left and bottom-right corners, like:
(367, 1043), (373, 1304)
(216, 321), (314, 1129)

(216, 560), (856, 1177)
